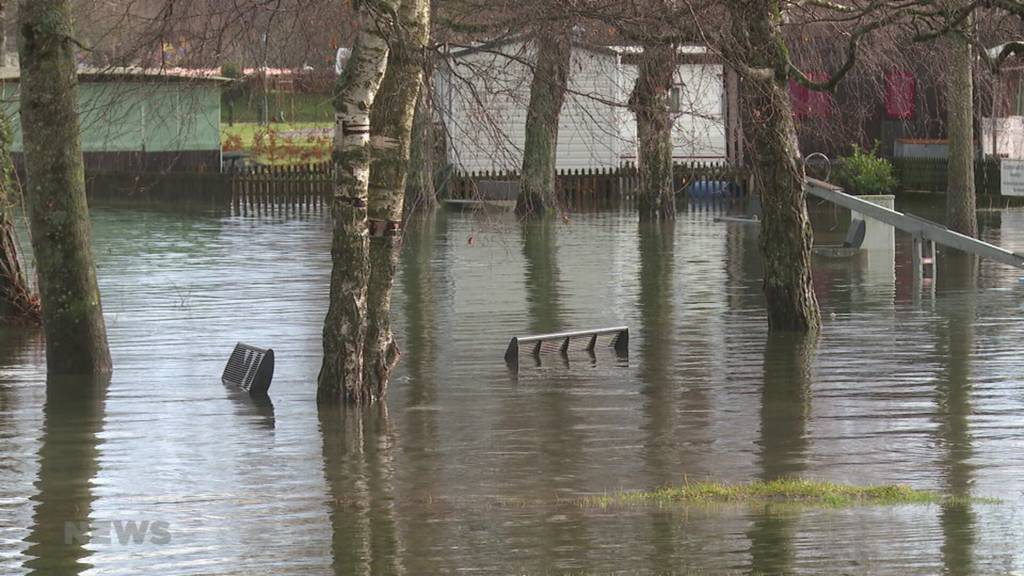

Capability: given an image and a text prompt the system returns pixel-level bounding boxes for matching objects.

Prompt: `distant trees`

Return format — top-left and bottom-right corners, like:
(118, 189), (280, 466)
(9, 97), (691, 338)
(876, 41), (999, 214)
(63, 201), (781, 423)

(17, 0), (111, 373)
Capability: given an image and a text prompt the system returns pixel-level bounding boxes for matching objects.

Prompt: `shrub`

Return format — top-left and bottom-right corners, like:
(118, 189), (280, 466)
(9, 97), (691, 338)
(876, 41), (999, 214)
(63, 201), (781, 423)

(833, 145), (898, 195)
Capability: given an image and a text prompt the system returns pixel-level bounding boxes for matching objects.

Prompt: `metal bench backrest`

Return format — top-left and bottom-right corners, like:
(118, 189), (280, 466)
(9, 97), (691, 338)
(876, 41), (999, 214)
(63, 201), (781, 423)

(504, 326), (629, 371)
(222, 343), (275, 396)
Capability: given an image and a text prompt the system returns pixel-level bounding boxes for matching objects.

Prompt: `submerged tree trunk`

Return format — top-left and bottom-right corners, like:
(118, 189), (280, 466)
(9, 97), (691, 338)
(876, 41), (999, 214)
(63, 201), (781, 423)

(516, 26), (571, 216)
(405, 67), (436, 212)
(17, 0), (111, 373)
(725, 0), (820, 333)
(0, 113), (39, 323)
(364, 0), (431, 400)
(945, 31), (977, 237)
(318, 0), (398, 405)
(630, 44), (676, 221)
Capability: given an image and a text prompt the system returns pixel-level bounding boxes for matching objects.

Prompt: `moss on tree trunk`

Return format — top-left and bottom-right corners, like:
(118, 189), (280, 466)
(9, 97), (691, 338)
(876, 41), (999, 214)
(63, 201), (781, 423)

(318, 0), (399, 405)
(945, 31), (977, 237)
(726, 0), (820, 333)
(631, 44), (676, 221)
(516, 28), (571, 216)
(17, 0), (111, 373)
(405, 70), (437, 212)
(363, 0), (430, 400)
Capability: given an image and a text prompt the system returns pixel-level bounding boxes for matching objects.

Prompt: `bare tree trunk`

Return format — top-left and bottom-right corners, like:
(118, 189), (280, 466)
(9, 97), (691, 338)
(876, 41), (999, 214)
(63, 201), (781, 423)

(631, 44), (676, 221)
(0, 112), (39, 323)
(0, 1), (7, 64)
(405, 67), (436, 212)
(726, 0), (820, 333)
(364, 0), (431, 400)
(17, 0), (111, 374)
(318, 0), (399, 405)
(945, 31), (977, 237)
(516, 27), (571, 216)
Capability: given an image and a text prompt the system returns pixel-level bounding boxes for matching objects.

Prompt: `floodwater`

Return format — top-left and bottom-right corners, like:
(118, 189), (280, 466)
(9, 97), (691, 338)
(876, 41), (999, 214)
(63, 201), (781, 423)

(2, 197), (1024, 575)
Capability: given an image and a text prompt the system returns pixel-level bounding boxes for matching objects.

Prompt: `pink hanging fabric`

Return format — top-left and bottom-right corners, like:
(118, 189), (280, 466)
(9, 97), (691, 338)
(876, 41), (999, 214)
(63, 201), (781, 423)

(885, 70), (916, 119)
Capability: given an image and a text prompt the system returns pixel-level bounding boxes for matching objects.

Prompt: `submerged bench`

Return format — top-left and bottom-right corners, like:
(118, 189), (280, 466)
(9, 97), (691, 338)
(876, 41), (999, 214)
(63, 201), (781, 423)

(504, 326), (629, 370)
(222, 343), (275, 396)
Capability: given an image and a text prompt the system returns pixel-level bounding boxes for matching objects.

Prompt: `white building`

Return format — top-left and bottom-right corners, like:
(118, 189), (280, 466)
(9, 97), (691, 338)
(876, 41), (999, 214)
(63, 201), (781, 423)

(436, 42), (731, 174)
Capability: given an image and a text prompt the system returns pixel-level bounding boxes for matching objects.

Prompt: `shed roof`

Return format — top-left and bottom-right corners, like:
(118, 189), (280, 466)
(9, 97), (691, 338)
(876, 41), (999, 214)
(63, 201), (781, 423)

(0, 66), (231, 83)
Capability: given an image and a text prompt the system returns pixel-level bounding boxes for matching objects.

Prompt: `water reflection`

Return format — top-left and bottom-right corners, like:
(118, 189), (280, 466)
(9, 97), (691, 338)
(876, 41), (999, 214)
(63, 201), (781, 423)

(23, 375), (109, 575)
(397, 212), (448, 573)
(758, 334), (816, 480)
(513, 217), (593, 572)
(637, 222), (680, 569)
(748, 333), (817, 575)
(935, 254), (978, 576)
(319, 405), (403, 576)
(223, 384), (276, 430)
(521, 218), (562, 336)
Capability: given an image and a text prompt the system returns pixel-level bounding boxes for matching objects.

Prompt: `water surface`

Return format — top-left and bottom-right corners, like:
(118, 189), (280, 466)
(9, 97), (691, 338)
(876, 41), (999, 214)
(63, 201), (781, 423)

(2, 199), (1024, 574)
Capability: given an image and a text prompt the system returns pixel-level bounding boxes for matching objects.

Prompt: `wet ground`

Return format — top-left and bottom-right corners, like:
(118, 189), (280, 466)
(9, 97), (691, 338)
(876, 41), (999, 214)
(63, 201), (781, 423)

(2, 198), (1024, 574)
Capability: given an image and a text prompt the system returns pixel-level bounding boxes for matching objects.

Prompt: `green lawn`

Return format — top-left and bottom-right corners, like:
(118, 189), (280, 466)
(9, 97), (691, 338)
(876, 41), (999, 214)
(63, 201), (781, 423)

(224, 92), (334, 124)
(221, 122), (332, 165)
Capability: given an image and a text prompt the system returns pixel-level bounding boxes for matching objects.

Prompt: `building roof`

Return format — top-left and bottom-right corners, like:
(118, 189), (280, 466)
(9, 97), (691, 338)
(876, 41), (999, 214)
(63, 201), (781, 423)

(0, 66), (231, 83)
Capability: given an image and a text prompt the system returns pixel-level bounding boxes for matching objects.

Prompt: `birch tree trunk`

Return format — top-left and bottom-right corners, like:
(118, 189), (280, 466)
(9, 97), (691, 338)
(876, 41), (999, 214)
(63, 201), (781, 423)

(0, 112), (39, 323)
(318, 0), (399, 405)
(516, 27), (571, 216)
(631, 44), (676, 221)
(363, 0), (430, 399)
(17, 0), (111, 373)
(405, 68), (436, 211)
(945, 31), (977, 237)
(726, 0), (820, 333)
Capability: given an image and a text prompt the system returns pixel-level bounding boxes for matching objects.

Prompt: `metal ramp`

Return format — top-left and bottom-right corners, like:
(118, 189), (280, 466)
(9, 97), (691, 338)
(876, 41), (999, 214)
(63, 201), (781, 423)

(504, 326), (628, 371)
(805, 178), (1024, 278)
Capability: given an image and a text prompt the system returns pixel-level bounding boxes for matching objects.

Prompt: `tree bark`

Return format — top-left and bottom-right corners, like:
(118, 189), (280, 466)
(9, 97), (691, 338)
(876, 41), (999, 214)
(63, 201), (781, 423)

(516, 27), (571, 216)
(318, 0), (399, 405)
(0, 111), (39, 323)
(725, 0), (820, 333)
(630, 44), (676, 221)
(17, 0), (111, 373)
(945, 30), (977, 237)
(405, 67), (437, 212)
(362, 0), (430, 400)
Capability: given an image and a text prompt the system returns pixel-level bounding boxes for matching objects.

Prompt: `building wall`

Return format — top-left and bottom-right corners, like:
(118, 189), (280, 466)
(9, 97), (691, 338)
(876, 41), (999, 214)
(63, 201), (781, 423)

(2, 80), (221, 171)
(618, 62), (727, 163)
(440, 43), (727, 174)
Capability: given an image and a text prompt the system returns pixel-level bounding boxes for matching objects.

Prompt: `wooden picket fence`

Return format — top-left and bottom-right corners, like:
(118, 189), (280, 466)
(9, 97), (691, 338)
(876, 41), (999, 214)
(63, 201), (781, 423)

(450, 161), (745, 209)
(231, 162), (332, 212)
(230, 160), (745, 213)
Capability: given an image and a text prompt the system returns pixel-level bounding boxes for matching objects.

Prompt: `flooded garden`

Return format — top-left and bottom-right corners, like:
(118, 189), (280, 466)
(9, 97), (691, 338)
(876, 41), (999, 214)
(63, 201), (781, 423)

(2, 198), (1024, 574)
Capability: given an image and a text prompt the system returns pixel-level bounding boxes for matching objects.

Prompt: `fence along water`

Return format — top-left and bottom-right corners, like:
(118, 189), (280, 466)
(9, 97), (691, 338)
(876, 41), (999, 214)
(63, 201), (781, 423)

(228, 161), (745, 212)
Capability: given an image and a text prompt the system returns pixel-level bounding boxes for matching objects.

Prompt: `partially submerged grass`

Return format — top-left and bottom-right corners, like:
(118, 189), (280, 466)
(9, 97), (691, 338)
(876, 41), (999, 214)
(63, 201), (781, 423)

(584, 478), (996, 509)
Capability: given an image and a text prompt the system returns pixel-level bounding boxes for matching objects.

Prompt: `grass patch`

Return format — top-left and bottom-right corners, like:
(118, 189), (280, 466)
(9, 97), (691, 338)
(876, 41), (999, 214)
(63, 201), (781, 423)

(584, 478), (996, 509)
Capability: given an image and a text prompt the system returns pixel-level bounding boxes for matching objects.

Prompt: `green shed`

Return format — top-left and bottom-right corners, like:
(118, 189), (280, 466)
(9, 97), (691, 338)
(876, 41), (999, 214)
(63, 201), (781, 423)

(1, 67), (228, 173)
